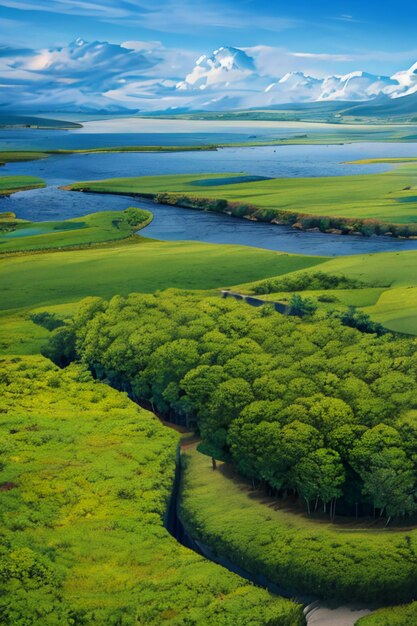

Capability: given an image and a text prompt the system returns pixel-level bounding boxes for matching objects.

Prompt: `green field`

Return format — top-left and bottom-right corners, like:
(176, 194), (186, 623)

(306, 252), (417, 334)
(0, 207), (151, 253)
(180, 447), (417, 604)
(0, 240), (323, 312)
(0, 151), (48, 165)
(68, 165), (417, 234)
(0, 174), (45, 194)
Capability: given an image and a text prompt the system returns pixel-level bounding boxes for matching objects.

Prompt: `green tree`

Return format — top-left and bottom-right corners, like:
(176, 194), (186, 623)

(294, 448), (345, 515)
(361, 448), (417, 524)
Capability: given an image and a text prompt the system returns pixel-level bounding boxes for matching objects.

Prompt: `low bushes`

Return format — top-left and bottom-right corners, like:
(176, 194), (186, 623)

(357, 602), (417, 625)
(152, 192), (417, 238)
(0, 356), (302, 625)
(251, 271), (366, 295)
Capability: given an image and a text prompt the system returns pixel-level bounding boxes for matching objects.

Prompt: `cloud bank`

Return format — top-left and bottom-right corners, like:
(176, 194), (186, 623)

(1, 38), (417, 113)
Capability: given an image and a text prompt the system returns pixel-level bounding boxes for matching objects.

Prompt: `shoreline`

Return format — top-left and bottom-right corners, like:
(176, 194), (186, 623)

(68, 186), (417, 239)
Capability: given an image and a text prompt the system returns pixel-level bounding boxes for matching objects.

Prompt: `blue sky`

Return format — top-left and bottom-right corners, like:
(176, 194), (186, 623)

(2, 0), (417, 75)
(2, 0), (417, 113)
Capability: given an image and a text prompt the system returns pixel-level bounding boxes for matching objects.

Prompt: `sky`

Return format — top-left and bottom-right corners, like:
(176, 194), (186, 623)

(1, 0), (417, 112)
(2, 0), (417, 74)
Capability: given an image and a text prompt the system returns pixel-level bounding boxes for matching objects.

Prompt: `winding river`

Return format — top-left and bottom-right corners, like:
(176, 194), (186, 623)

(3, 140), (417, 255)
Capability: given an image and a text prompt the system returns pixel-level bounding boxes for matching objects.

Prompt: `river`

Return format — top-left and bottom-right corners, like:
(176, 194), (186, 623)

(3, 140), (417, 255)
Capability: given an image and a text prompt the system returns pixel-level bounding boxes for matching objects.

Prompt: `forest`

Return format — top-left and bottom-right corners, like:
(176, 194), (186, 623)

(45, 291), (417, 523)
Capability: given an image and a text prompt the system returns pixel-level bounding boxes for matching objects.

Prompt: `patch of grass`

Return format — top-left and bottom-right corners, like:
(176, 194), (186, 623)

(0, 240), (325, 311)
(0, 302), (77, 356)
(0, 151), (48, 165)
(0, 208), (151, 253)
(0, 174), (45, 195)
(0, 356), (302, 625)
(180, 447), (417, 604)
(349, 157), (417, 164)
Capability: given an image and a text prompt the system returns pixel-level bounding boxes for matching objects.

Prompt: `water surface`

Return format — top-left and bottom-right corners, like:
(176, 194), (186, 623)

(3, 140), (417, 256)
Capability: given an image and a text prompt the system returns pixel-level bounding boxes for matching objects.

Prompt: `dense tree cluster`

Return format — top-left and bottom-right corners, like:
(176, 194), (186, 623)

(51, 291), (417, 522)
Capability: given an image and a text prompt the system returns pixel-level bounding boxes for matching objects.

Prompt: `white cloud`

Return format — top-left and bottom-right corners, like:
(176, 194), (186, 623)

(291, 52), (353, 62)
(1, 37), (417, 113)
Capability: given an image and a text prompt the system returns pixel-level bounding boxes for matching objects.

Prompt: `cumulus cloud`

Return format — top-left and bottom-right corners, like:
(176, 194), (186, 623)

(0, 37), (196, 112)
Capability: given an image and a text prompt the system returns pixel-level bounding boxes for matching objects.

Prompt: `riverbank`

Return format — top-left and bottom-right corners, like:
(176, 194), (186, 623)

(68, 165), (417, 238)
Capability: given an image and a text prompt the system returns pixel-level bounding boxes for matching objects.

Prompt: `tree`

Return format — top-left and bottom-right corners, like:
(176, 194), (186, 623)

(361, 448), (417, 523)
(294, 448), (345, 515)
(202, 378), (255, 449)
(288, 294), (317, 317)
(41, 326), (76, 367)
(350, 424), (403, 471)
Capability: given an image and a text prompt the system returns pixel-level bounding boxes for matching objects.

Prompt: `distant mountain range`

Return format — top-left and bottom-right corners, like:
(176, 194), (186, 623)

(1, 39), (417, 116)
(176, 47), (417, 112)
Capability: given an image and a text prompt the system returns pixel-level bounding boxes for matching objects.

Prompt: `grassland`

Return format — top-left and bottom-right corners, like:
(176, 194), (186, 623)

(68, 165), (417, 235)
(0, 208), (151, 253)
(305, 252), (417, 334)
(179, 447), (417, 604)
(0, 240), (323, 313)
(0, 174), (45, 194)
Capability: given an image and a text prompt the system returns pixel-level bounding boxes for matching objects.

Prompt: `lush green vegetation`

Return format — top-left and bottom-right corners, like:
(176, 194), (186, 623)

(240, 250), (417, 335)
(0, 175), (45, 195)
(0, 207), (151, 253)
(180, 447), (417, 604)
(68, 165), (417, 236)
(52, 291), (417, 525)
(250, 271), (369, 295)
(3, 138), (417, 622)
(0, 242), (323, 312)
(0, 355), (302, 625)
(357, 603), (417, 625)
